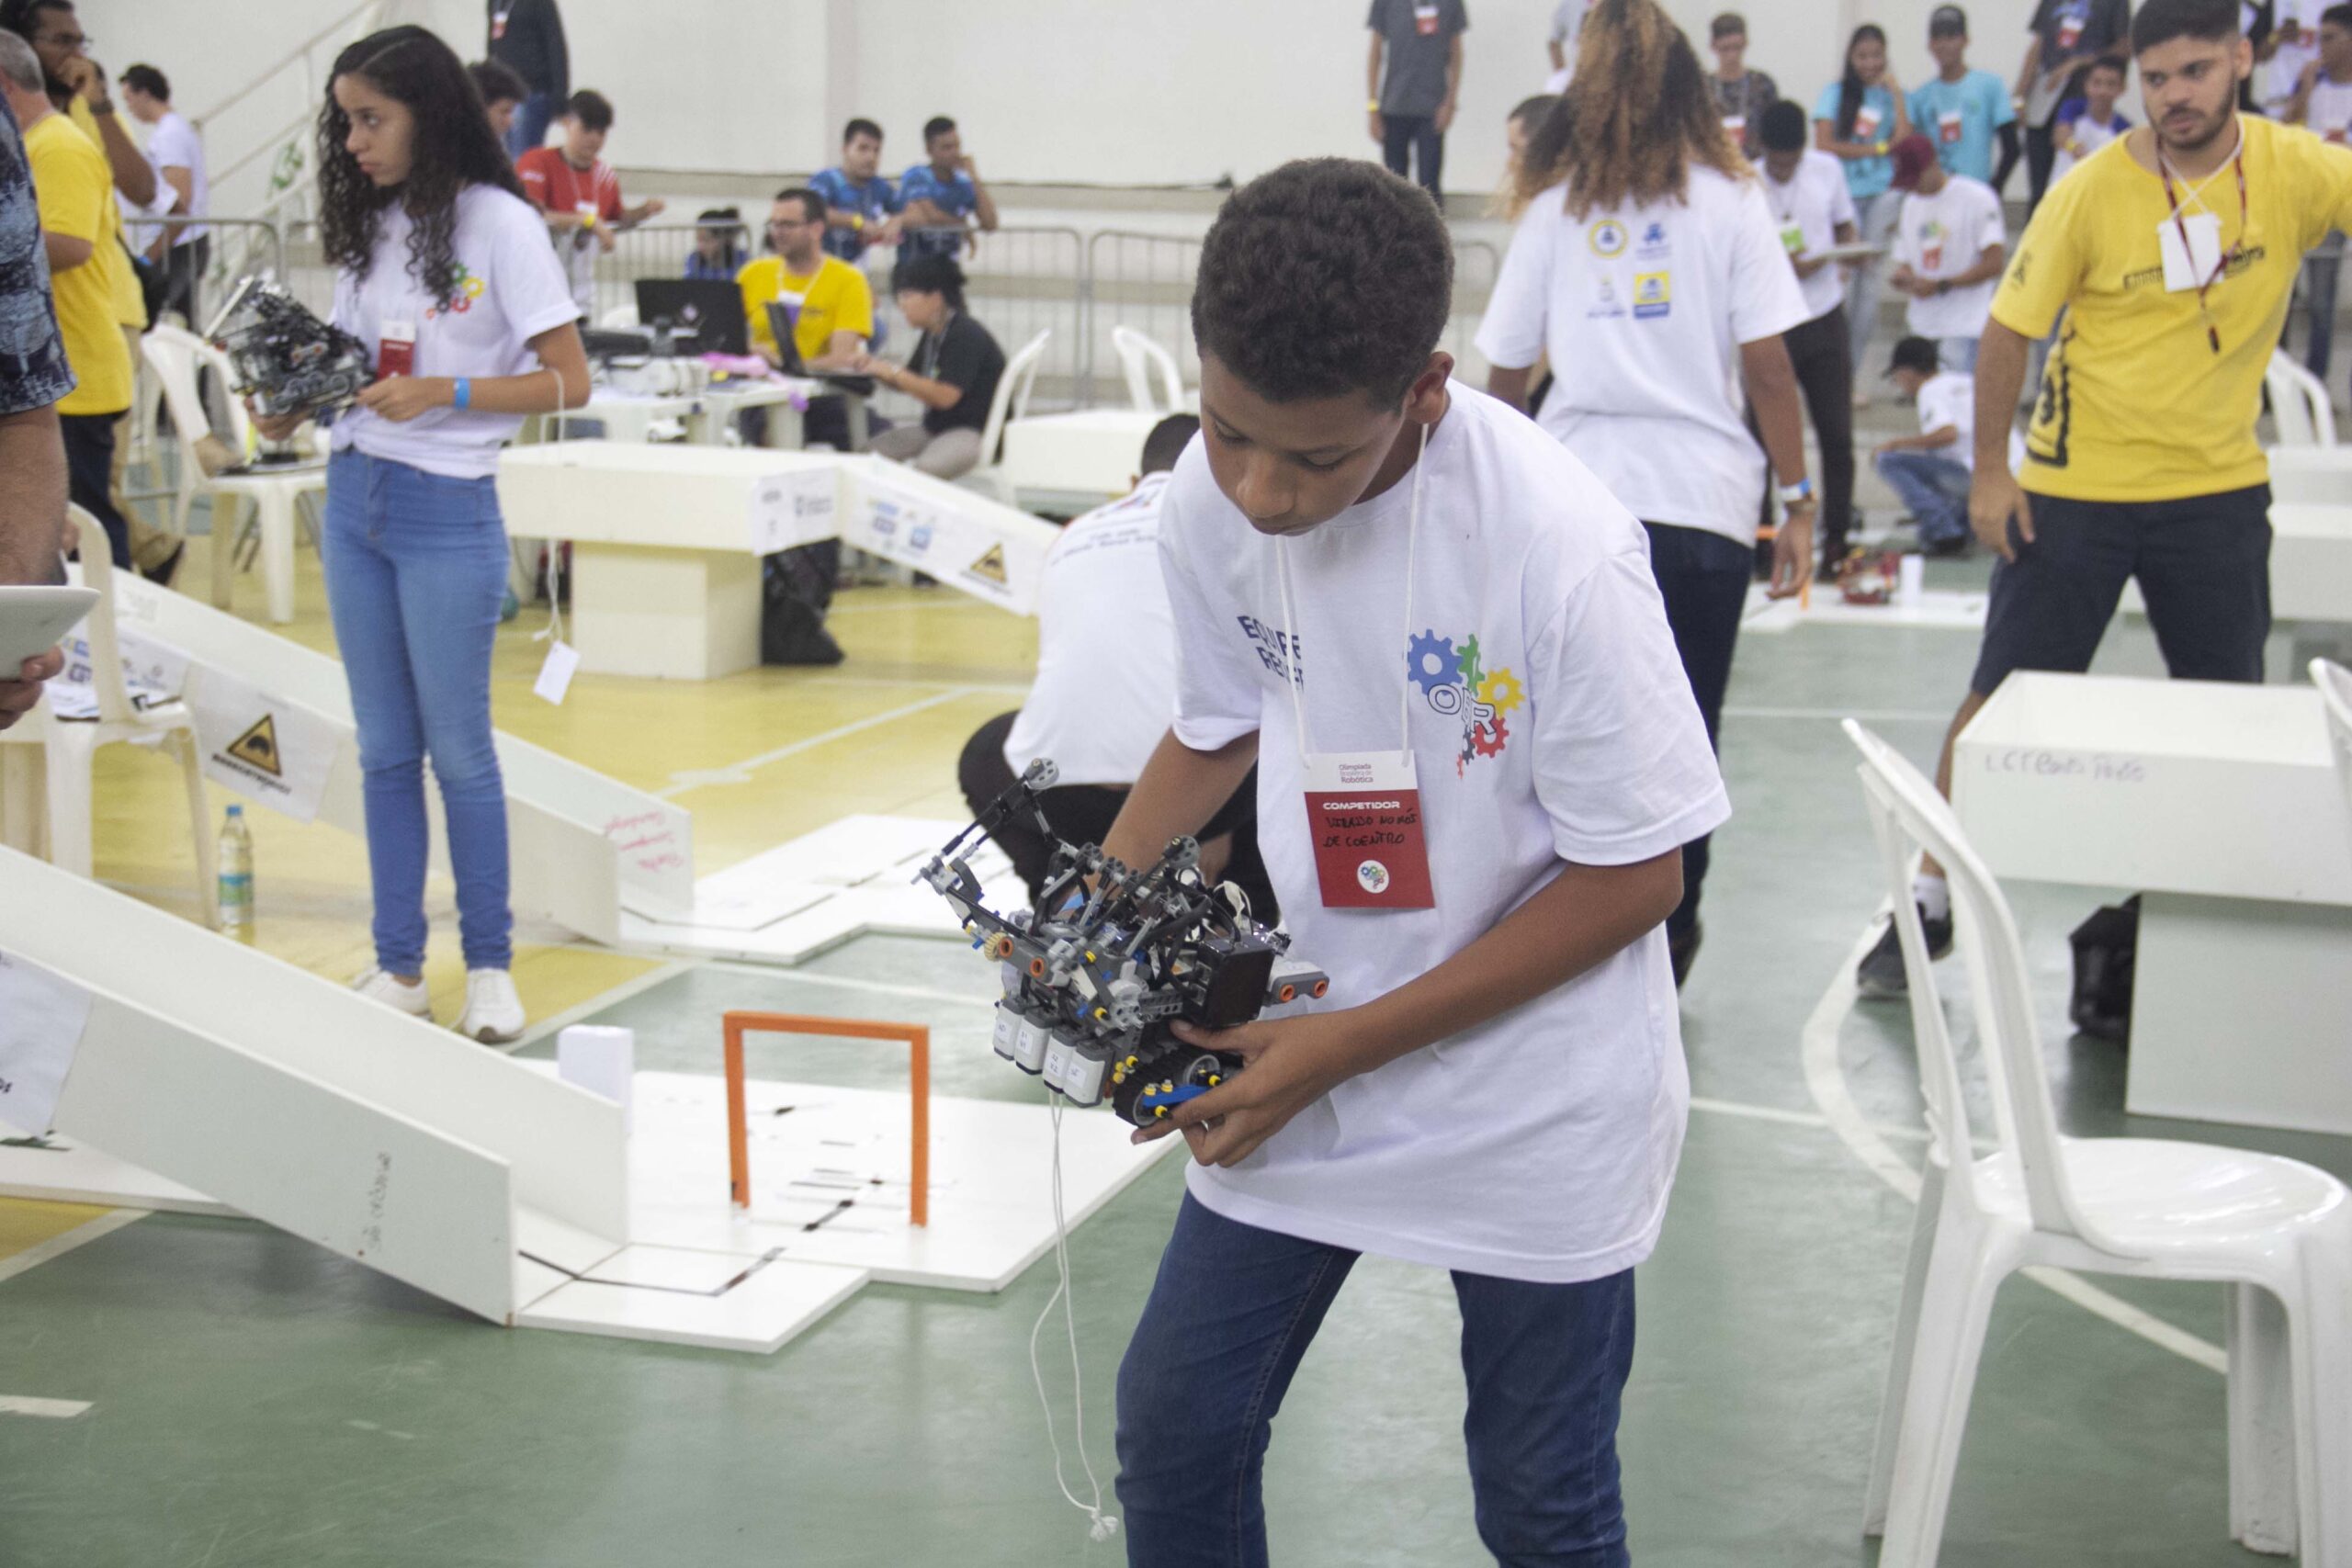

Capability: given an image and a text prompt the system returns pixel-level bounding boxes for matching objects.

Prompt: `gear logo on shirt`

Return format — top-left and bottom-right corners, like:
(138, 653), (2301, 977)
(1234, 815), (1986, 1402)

(424, 262), (488, 321)
(1589, 220), (1629, 258)
(1406, 628), (1523, 776)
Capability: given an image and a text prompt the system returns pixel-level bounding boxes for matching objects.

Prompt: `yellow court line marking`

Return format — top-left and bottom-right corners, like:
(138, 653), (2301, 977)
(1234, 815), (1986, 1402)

(0, 1208), (146, 1287)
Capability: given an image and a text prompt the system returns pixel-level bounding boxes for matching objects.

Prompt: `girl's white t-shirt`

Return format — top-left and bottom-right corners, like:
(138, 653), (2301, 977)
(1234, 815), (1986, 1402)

(330, 183), (582, 479)
(1157, 386), (1730, 1283)
(1476, 167), (1812, 546)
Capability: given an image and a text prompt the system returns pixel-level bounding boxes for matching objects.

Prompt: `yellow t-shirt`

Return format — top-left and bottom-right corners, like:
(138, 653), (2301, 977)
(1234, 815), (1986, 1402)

(26, 113), (133, 416)
(66, 96), (147, 330)
(1991, 114), (2352, 502)
(736, 254), (875, 365)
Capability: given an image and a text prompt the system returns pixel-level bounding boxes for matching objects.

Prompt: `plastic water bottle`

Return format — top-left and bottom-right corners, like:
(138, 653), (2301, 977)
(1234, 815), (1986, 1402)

(217, 805), (254, 943)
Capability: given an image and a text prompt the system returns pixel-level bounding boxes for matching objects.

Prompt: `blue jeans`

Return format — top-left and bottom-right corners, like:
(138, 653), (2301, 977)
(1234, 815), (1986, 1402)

(1931, 334), (1980, 374)
(504, 91), (556, 158)
(322, 448), (514, 974)
(1115, 1194), (1637, 1567)
(2305, 243), (2342, 381)
(1875, 447), (1974, 546)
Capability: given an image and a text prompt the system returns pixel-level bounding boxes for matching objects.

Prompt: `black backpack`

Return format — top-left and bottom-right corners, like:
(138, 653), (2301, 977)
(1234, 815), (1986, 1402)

(2067, 896), (2139, 1045)
(760, 543), (843, 666)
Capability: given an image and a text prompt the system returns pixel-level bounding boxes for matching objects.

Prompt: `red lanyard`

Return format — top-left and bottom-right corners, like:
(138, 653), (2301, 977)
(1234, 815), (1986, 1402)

(2158, 135), (2247, 356)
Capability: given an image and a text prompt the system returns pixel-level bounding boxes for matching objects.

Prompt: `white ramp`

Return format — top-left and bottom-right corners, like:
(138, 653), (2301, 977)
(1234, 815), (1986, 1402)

(102, 572), (694, 935)
(0, 845), (626, 1320)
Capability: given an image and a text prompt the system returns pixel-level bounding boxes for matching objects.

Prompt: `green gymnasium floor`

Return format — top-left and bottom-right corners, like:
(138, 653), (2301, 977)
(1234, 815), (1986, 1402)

(1, 535), (2345, 1567)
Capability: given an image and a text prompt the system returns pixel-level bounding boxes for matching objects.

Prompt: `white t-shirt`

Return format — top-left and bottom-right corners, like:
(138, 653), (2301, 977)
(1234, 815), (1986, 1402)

(1549, 0), (1594, 79)
(1915, 370), (2027, 469)
(2266, 0), (2324, 111)
(329, 184), (582, 480)
(1159, 385), (1729, 1283)
(1476, 167), (1812, 545)
(1003, 472), (1178, 788)
(143, 110), (207, 245)
(1892, 176), (2004, 341)
(2052, 106), (2131, 183)
(2306, 74), (2352, 142)
(1762, 149), (1860, 323)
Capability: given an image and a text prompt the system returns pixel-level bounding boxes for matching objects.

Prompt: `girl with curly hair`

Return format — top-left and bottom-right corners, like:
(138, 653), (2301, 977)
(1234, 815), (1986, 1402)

(1478, 0), (1815, 985)
(256, 24), (587, 1042)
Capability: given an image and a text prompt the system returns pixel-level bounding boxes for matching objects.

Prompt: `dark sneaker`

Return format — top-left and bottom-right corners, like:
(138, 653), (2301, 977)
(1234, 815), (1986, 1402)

(1855, 905), (1954, 998)
(1669, 921), (1702, 988)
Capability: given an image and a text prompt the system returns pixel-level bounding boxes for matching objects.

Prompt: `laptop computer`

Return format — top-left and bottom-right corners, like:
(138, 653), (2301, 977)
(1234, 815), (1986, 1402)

(634, 278), (749, 357)
(763, 301), (877, 398)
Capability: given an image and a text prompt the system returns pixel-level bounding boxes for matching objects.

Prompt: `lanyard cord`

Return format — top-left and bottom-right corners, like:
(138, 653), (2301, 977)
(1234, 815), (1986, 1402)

(2157, 118), (2247, 355)
(1272, 418), (1429, 765)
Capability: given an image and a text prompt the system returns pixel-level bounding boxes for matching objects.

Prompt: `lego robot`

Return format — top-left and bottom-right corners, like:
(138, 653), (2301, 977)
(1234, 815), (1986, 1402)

(207, 276), (375, 419)
(917, 760), (1329, 1127)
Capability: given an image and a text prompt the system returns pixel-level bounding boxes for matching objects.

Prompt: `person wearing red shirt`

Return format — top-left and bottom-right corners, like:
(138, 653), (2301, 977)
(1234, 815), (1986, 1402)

(513, 89), (662, 312)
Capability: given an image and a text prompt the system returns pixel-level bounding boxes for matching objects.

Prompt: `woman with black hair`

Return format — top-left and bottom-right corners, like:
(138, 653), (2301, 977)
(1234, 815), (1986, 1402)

(1814, 23), (1912, 381)
(858, 253), (1004, 479)
(254, 24), (588, 1042)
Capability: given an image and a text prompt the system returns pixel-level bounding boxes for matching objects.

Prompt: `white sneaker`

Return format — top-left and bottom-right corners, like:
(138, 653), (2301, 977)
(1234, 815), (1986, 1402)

(457, 968), (526, 1044)
(353, 967), (432, 1020)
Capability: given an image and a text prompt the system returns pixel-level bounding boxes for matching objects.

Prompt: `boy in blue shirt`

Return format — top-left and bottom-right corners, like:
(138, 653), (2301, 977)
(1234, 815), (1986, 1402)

(897, 115), (998, 261)
(1108, 157), (1726, 1568)
(1909, 4), (2019, 183)
(808, 118), (899, 263)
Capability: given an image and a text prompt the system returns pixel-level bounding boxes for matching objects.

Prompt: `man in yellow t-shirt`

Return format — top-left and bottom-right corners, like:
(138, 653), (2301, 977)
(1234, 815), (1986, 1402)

(1857, 0), (2352, 999)
(735, 186), (876, 452)
(1, 38), (132, 568)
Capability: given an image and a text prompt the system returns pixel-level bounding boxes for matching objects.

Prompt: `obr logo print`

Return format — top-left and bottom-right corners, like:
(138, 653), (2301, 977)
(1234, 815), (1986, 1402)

(1356, 860), (1391, 895)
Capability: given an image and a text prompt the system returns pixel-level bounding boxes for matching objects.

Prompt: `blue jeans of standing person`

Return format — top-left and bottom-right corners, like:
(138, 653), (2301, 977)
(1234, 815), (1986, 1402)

(1847, 189), (1904, 382)
(322, 448), (514, 976)
(1116, 1194), (1638, 1567)
(2305, 241), (2344, 381)
(504, 91), (557, 158)
(1875, 447), (1974, 547)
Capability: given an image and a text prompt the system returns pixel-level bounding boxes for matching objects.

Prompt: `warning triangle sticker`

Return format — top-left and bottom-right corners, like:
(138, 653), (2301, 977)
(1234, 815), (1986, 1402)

(225, 714), (284, 777)
(967, 543), (1008, 585)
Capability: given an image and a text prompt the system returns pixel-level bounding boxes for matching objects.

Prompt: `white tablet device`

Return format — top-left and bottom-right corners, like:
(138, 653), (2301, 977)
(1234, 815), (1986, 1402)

(0, 585), (97, 671)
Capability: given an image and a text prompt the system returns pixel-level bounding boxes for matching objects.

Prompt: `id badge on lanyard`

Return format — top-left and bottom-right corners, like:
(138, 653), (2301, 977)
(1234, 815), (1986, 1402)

(378, 320), (416, 378)
(1275, 423), (1438, 912)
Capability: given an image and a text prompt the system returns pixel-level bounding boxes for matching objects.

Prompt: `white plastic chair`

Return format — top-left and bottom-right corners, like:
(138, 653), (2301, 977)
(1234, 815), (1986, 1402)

(1111, 324), (1186, 416)
(598, 303), (640, 331)
(0, 508), (219, 927)
(2267, 349), (2338, 449)
(1844, 718), (2350, 1568)
(956, 328), (1051, 508)
(143, 323), (326, 626)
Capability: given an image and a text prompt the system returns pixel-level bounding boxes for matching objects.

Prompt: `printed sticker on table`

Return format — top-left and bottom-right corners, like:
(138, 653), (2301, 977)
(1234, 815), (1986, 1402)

(1302, 752), (1433, 910)
(187, 669), (340, 824)
(0, 949), (96, 1136)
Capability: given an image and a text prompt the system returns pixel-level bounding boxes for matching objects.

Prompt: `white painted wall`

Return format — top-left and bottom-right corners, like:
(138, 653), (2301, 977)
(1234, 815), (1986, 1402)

(107, 0), (2062, 214)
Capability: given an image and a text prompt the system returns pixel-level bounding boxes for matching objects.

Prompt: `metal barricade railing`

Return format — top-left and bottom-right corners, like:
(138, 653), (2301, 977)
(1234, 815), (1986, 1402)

(120, 215), (286, 331)
(593, 219), (756, 328)
(953, 226), (1087, 410)
(1082, 230), (1201, 411)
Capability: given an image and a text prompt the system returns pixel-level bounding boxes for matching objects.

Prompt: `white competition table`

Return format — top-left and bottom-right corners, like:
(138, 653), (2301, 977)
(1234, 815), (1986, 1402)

(1953, 672), (2352, 1136)
(500, 443), (841, 680)
(1000, 409), (1162, 513)
(498, 442), (1059, 681)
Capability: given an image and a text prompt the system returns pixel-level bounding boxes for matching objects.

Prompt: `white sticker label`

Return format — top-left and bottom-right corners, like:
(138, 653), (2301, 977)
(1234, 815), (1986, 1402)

(0, 949), (96, 1135)
(187, 669), (339, 824)
(534, 639), (581, 705)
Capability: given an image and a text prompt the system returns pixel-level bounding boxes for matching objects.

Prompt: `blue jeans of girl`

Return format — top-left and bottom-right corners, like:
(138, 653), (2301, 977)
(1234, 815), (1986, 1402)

(322, 447), (513, 975)
(1115, 1193), (1637, 1567)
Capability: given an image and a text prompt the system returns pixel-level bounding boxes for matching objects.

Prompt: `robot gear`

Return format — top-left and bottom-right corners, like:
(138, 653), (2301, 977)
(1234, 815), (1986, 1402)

(1406, 629), (1461, 695)
(207, 276), (374, 419)
(919, 760), (1329, 1126)
(1458, 634), (1484, 692)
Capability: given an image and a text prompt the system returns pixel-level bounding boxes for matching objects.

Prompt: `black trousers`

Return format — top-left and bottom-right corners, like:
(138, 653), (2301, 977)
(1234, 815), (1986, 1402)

(2023, 120), (2062, 214)
(1382, 115), (1445, 208)
(61, 410), (131, 568)
(1641, 523), (1751, 941)
(1753, 306), (1856, 562)
(161, 233), (208, 326)
(957, 712), (1276, 920)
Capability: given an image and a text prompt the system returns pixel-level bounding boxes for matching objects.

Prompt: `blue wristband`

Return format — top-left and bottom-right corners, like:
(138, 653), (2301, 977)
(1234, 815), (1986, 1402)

(452, 377), (470, 411)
